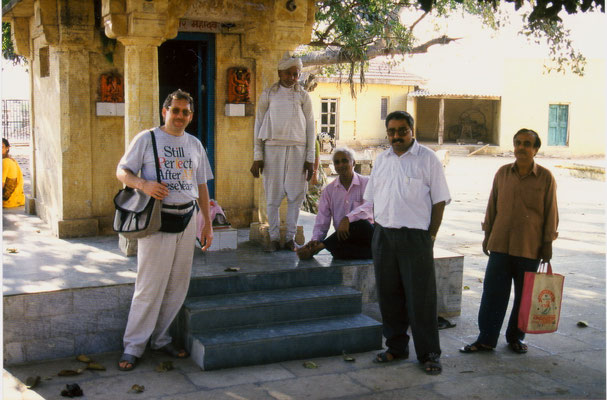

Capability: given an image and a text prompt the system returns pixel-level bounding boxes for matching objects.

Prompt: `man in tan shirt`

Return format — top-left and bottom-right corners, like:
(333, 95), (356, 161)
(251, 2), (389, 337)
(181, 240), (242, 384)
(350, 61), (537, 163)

(461, 128), (558, 355)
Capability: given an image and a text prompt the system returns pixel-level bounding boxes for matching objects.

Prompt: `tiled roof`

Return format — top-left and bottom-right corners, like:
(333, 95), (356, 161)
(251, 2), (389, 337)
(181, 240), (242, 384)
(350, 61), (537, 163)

(315, 60), (426, 86)
(407, 89), (501, 98)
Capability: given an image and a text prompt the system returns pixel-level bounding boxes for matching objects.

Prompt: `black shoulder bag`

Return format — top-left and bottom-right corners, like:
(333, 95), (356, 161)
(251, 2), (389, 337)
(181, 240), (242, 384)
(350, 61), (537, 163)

(112, 131), (162, 239)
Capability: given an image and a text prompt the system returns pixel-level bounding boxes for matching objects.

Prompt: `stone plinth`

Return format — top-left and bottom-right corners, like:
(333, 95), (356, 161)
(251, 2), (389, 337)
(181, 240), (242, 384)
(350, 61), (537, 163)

(434, 247), (464, 317)
(249, 222), (305, 248)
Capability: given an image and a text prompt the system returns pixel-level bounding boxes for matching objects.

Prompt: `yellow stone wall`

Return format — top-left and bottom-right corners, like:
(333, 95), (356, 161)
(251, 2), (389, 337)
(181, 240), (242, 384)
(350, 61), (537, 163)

(90, 43), (128, 234)
(19, 0), (127, 237)
(501, 58), (605, 156)
(213, 34), (257, 227)
(309, 82), (415, 147)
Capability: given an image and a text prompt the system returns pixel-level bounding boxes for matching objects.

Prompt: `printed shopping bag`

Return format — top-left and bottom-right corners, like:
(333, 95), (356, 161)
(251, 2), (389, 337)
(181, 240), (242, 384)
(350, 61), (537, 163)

(518, 262), (565, 334)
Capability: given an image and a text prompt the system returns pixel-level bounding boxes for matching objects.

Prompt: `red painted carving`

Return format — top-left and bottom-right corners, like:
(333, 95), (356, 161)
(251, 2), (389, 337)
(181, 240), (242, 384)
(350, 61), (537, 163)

(100, 74), (124, 103)
(227, 67), (251, 104)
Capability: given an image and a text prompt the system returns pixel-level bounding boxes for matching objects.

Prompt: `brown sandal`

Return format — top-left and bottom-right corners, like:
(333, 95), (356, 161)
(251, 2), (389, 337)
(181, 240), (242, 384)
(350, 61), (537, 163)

(460, 341), (494, 353)
(508, 340), (528, 354)
(421, 353), (442, 375)
(373, 350), (408, 363)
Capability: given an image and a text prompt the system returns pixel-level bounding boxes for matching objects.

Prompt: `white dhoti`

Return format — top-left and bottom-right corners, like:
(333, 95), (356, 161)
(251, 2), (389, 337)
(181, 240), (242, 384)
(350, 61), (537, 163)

(263, 144), (307, 241)
(122, 208), (197, 357)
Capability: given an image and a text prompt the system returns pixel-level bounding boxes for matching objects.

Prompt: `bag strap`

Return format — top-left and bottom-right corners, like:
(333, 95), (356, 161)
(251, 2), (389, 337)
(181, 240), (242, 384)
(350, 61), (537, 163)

(150, 130), (161, 184)
(539, 261), (553, 275)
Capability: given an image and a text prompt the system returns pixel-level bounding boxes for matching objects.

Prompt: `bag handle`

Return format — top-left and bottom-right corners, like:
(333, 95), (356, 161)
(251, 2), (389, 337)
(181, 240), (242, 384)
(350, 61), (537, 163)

(539, 261), (553, 275)
(150, 130), (161, 184)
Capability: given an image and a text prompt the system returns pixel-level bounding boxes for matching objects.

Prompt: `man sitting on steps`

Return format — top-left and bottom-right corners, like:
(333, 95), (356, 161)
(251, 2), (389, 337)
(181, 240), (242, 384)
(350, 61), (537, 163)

(297, 147), (374, 260)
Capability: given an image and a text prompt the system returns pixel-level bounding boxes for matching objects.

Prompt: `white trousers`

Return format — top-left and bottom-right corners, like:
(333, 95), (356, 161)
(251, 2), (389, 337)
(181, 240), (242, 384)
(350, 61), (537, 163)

(122, 208), (197, 357)
(263, 145), (307, 241)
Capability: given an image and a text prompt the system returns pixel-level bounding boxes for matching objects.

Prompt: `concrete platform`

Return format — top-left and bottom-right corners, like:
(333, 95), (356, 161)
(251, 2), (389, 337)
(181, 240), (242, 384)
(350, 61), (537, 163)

(2, 208), (461, 366)
(3, 154), (605, 400)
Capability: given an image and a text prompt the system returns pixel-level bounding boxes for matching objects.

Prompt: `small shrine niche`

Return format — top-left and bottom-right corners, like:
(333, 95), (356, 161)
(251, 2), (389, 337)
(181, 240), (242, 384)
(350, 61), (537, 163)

(100, 73), (124, 103)
(227, 67), (251, 104)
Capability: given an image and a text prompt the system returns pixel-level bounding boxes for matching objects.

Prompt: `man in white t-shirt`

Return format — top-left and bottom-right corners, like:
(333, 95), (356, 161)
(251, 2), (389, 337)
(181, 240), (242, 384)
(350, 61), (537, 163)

(116, 89), (214, 371)
(250, 53), (315, 252)
(364, 111), (451, 375)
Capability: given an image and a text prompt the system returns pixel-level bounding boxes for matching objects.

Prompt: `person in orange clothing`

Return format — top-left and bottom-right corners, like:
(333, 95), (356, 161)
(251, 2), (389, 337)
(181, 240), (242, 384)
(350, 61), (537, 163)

(2, 138), (25, 208)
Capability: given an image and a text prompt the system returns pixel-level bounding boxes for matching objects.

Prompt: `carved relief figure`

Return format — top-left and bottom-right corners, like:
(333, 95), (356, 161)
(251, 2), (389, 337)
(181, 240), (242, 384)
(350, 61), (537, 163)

(227, 67), (251, 103)
(100, 74), (124, 103)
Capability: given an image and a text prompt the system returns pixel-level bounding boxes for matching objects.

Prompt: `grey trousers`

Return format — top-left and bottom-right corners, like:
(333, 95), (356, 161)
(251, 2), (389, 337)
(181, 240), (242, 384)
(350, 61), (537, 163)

(372, 224), (441, 361)
(122, 207), (197, 357)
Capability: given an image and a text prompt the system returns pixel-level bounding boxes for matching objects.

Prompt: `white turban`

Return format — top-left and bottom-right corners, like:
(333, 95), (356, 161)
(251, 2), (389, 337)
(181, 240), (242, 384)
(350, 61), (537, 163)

(278, 52), (303, 71)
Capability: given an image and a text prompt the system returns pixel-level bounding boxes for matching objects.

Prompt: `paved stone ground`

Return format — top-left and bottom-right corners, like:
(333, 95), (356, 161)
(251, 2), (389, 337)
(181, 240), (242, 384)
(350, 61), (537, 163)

(3, 153), (606, 399)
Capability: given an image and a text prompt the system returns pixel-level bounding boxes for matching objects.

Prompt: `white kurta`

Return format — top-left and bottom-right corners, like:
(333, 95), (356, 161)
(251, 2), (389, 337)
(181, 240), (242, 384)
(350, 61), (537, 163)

(253, 83), (315, 240)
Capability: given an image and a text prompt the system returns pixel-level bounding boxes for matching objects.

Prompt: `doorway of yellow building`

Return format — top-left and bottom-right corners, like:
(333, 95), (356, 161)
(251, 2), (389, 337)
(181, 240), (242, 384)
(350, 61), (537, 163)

(158, 33), (216, 198)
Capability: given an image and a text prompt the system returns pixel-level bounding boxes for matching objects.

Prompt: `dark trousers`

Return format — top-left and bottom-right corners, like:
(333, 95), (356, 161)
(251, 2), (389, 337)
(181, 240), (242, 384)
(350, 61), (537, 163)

(323, 220), (374, 259)
(371, 224), (440, 361)
(477, 252), (541, 347)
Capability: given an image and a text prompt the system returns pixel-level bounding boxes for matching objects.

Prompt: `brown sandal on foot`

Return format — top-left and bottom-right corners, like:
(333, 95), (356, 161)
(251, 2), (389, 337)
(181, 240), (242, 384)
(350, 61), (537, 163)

(373, 350), (408, 363)
(508, 340), (528, 354)
(460, 341), (494, 353)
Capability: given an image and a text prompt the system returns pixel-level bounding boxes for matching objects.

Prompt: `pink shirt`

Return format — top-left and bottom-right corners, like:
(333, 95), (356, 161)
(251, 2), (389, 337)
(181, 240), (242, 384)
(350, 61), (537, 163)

(312, 172), (374, 241)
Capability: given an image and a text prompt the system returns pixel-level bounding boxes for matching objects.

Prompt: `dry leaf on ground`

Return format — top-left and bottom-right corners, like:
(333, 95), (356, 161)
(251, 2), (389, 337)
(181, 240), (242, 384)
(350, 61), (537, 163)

(155, 361), (174, 372)
(130, 384), (145, 393)
(302, 361), (318, 369)
(86, 362), (106, 371)
(76, 354), (92, 363)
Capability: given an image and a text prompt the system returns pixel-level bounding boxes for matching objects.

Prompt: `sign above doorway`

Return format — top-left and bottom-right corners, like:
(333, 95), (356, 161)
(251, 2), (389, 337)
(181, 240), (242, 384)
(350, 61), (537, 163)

(178, 19), (234, 33)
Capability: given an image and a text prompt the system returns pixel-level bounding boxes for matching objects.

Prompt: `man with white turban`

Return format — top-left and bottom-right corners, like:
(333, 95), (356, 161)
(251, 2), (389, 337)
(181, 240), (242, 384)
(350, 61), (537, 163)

(250, 53), (315, 252)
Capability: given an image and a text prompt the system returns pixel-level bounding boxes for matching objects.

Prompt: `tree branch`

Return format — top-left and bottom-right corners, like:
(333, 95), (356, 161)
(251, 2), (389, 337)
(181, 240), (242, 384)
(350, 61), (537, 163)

(300, 35), (460, 67)
(409, 11), (430, 32)
(409, 35), (461, 54)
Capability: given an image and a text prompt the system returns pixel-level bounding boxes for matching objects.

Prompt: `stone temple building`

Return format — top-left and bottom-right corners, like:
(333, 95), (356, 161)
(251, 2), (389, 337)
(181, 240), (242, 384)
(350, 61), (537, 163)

(2, 0), (316, 238)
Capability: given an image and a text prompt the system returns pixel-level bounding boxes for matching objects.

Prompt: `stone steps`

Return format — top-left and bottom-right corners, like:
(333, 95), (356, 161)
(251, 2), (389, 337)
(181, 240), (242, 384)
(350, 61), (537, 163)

(183, 285), (362, 331)
(178, 269), (382, 370)
(187, 314), (382, 370)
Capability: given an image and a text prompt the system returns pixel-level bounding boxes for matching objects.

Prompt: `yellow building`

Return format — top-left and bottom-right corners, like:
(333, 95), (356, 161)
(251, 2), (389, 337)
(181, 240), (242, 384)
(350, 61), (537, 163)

(407, 58), (605, 156)
(309, 61), (425, 149)
(2, 0), (317, 238)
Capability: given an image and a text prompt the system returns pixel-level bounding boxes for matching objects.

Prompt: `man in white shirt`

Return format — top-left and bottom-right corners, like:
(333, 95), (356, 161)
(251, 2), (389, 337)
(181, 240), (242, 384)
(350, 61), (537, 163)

(116, 89), (214, 371)
(250, 53), (315, 252)
(364, 111), (451, 375)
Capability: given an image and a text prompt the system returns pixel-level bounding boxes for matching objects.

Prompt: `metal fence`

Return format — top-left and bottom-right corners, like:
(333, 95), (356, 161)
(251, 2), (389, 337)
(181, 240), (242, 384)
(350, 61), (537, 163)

(2, 99), (31, 144)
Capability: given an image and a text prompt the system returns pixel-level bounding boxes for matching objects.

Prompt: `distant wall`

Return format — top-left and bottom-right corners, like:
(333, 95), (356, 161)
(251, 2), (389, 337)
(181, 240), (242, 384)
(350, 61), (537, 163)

(501, 58), (605, 157)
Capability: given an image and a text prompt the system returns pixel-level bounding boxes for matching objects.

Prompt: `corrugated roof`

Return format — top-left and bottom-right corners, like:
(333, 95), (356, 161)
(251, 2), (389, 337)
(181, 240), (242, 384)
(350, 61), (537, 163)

(408, 89), (501, 98)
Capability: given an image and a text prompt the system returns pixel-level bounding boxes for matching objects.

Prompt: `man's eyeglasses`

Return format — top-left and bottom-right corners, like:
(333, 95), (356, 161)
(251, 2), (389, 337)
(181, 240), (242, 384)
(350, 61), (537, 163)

(386, 127), (411, 136)
(167, 107), (192, 117)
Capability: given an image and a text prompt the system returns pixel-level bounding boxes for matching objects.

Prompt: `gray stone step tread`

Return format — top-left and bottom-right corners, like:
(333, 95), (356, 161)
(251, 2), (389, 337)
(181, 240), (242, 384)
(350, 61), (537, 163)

(192, 314), (381, 346)
(184, 285), (360, 311)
